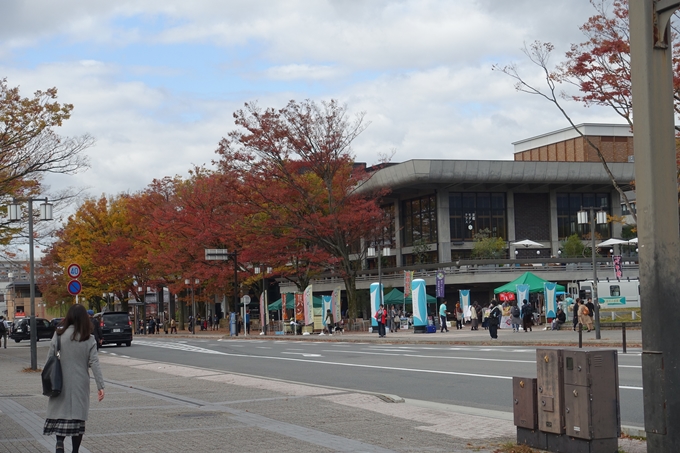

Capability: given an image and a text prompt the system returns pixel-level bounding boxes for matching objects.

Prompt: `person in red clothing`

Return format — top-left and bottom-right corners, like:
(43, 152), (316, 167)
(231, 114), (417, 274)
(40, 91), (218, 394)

(375, 304), (387, 338)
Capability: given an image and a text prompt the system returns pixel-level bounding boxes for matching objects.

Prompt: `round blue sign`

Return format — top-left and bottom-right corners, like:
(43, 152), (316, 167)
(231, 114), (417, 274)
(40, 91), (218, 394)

(67, 280), (82, 296)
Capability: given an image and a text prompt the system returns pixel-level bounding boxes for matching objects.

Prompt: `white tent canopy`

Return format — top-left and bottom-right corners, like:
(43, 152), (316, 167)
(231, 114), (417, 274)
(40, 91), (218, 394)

(512, 239), (543, 248)
(627, 237), (638, 244)
(597, 238), (628, 247)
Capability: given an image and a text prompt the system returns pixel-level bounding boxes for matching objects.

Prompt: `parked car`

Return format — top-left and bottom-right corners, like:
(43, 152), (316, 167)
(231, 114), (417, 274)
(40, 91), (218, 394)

(9, 318), (55, 342)
(50, 318), (63, 328)
(99, 312), (133, 347)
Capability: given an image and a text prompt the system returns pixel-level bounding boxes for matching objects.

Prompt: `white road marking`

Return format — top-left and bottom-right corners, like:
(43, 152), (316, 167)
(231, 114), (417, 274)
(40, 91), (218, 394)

(323, 350), (535, 363)
(282, 352), (323, 357)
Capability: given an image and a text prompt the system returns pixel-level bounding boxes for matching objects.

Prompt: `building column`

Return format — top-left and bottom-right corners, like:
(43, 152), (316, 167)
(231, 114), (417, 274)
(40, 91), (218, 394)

(507, 191), (516, 259)
(549, 190), (559, 256)
(393, 199), (403, 267)
(436, 190), (451, 263)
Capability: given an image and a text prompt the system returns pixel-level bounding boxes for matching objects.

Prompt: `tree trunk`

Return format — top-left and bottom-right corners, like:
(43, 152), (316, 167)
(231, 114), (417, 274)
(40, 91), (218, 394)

(343, 274), (358, 320)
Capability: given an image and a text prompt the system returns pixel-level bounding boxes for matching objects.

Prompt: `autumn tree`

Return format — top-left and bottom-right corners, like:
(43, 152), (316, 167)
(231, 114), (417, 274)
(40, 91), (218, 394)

(0, 78), (92, 247)
(217, 100), (388, 318)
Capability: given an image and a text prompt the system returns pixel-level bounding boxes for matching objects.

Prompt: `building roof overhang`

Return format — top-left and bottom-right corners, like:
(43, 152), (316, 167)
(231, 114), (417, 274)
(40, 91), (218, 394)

(359, 159), (636, 196)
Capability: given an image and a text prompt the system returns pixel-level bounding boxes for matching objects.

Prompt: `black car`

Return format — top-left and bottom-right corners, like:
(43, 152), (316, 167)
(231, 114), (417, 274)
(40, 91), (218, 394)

(99, 312), (133, 347)
(9, 318), (55, 342)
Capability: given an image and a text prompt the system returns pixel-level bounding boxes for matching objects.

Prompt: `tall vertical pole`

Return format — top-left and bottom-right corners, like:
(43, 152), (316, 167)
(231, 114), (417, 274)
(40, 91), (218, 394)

(591, 207), (601, 340)
(191, 282), (196, 335)
(630, 1), (680, 449)
(28, 199), (37, 370)
(233, 251), (239, 313)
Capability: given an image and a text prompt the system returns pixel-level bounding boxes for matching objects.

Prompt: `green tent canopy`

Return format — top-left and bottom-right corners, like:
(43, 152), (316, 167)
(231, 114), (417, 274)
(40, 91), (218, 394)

(383, 288), (437, 305)
(493, 272), (565, 295)
(267, 294), (323, 311)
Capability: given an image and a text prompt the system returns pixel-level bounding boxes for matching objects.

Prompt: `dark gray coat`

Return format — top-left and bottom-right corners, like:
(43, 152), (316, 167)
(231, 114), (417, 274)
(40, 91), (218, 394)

(45, 326), (105, 421)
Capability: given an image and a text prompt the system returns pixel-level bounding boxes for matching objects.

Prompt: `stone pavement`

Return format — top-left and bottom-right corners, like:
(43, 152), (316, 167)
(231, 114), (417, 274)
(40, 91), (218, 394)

(0, 329), (646, 453)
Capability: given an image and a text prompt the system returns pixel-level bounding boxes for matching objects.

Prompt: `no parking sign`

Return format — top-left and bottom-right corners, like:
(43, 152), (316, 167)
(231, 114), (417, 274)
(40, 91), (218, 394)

(66, 263), (82, 296)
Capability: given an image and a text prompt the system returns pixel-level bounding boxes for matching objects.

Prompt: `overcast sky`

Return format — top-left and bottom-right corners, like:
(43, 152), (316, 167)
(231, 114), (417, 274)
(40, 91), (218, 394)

(1, 0), (623, 204)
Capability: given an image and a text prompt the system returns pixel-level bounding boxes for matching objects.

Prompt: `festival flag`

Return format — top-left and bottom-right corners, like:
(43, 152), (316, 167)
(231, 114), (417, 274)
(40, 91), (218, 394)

(404, 270), (413, 297)
(303, 285), (313, 325)
(294, 293), (304, 322)
(331, 286), (342, 322)
(613, 255), (623, 278)
(435, 270), (445, 298)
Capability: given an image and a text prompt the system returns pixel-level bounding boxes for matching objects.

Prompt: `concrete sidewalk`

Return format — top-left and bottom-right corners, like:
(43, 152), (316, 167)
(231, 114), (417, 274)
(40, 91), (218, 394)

(169, 323), (641, 348)
(0, 334), (646, 453)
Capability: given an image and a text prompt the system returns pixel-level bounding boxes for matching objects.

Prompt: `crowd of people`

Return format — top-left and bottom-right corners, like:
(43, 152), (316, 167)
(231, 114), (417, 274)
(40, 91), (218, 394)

(371, 295), (599, 340)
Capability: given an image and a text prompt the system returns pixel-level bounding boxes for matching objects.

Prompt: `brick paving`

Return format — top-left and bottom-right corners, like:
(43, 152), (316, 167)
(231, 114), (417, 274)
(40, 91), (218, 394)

(0, 331), (646, 453)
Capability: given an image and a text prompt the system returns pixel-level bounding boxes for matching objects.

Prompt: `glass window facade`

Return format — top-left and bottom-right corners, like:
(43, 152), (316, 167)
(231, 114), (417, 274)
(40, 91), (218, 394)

(401, 195), (437, 247)
(449, 193), (506, 242)
(556, 193), (611, 239)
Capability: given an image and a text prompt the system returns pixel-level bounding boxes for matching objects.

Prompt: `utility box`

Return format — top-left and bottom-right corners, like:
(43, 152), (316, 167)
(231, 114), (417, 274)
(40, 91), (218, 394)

(536, 348), (564, 434)
(513, 377), (538, 429)
(563, 349), (620, 440)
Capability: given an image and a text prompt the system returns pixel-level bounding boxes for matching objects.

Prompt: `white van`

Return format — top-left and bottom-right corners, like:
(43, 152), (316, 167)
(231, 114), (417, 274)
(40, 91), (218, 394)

(579, 279), (640, 308)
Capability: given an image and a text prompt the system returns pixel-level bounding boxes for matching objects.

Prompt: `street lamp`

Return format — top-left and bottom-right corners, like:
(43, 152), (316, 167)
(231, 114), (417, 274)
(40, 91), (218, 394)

(8, 197), (52, 370)
(184, 279), (199, 334)
(367, 245), (391, 314)
(577, 207), (608, 340)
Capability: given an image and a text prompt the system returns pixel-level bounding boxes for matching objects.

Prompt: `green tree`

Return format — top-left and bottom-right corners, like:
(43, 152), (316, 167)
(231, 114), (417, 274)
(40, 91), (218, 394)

(561, 234), (586, 258)
(470, 229), (506, 259)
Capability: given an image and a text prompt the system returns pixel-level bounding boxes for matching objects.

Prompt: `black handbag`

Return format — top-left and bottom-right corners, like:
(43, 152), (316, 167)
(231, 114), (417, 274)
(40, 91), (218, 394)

(41, 335), (63, 397)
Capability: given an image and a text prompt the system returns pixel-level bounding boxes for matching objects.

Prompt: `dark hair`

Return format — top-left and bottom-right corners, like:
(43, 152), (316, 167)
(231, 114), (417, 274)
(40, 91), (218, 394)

(57, 304), (92, 342)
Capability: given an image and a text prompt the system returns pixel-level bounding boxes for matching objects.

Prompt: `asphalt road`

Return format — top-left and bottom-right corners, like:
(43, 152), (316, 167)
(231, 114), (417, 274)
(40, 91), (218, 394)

(88, 337), (644, 428)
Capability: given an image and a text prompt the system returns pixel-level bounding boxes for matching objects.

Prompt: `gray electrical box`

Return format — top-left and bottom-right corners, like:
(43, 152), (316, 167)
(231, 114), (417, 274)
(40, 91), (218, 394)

(513, 377), (538, 429)
(536, 348), (564, 434)
(563, 349), (620, 440)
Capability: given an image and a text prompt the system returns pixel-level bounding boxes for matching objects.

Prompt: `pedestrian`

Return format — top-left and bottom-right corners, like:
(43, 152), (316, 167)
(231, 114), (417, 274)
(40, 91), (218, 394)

(389, 305), (398, 332)
(147, 317), (156, 334)
(572, 299), (580, 331)
(245, 309), (251, 334)
(551, 308), (567, 330)
(43, 304), (105, 453)
(375, 304), (387, 338)
(510, 302), (521, 332)
(170, 318), (177, 334)
(324, 309), (334, 335)
(470, 303), (480, 331)
(488, 300), (501, 339)
(455, 303), (463, 329)
(439, 300), (449, 333)
(213, 314), (219, 331)
(521, 299), (533, 332)
(586, 297), (596, 325)
(163, 318), (169, 334)
(0, 316), (7, 348)
(578, 300), (594, 332)
(156, 317), (161, 334)
(87, 310), (102, 350)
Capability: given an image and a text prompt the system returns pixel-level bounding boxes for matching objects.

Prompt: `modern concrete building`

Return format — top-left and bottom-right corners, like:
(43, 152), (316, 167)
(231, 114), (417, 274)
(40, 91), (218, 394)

(278, 124), (639, 304)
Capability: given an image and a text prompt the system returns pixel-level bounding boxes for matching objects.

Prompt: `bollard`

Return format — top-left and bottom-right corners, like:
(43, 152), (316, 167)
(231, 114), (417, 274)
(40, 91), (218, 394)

(622, 323), (627, 354)
(578, 323), (583, 348)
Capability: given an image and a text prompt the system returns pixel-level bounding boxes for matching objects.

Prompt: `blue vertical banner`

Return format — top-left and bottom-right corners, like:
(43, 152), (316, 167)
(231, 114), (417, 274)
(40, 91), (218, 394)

(370, 283), (383, 327)
(544, 283), (557, 319)
(435, 270), (445, 298)
(516, 284), (530, 306)
(459, 289), (471, 318)
(412, 279), (427, 327)
(321, 295), (332, 326)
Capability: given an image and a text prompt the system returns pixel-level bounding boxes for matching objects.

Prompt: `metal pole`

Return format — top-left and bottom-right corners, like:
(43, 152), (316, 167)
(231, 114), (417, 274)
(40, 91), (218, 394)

(191, 282), (195, 335)
(622, 323), (627, 355)
(591, 207), (601, 340)
(578, 322), (582, 349)
(233, 251), (238, 313)
(630, 1), (680, 448)
(28, 199), (37, 370)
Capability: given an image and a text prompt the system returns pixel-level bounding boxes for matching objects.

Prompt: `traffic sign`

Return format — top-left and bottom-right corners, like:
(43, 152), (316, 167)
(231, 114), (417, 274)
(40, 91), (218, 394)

(67, 263), (82, 279)
(67, 280), (82, 296)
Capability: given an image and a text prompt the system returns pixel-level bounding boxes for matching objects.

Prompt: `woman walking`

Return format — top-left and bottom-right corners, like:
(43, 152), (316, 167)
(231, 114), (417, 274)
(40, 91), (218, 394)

(43, 304), (105, 453)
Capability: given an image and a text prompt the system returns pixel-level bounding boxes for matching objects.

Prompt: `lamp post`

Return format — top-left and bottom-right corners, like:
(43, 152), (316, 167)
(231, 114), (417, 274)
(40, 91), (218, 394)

(138, 287), (146, 335)
(8, 197), (53, 370)
(185, 279), (199, 334)
(368, 245), (391, 317)
(577, 207), (608, 340)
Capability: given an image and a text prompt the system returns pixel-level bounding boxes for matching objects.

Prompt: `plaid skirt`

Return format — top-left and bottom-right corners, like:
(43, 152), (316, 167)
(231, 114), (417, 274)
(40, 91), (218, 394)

(43, 419), (85, 436)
